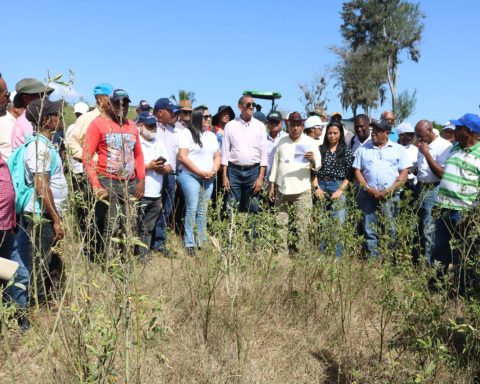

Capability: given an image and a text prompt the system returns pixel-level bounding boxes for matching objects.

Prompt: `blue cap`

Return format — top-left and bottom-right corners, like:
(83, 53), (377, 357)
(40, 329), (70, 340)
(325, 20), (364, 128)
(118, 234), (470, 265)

(137, 100), (152, 111)
(449, 113), (480, 134)
(154, 98), (179, 111)
(110, 88), (131, 102)
(93, 82), (114, 96)
(137, 111), (157, 125)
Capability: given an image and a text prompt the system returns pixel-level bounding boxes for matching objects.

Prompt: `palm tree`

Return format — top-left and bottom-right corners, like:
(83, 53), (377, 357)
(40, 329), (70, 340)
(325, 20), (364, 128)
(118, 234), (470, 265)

(170, 90), (196, 104)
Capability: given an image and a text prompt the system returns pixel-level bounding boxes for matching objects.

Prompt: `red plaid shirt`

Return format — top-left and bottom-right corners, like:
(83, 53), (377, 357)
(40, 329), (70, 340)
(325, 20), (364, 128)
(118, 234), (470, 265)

(0, 155), (16, 230)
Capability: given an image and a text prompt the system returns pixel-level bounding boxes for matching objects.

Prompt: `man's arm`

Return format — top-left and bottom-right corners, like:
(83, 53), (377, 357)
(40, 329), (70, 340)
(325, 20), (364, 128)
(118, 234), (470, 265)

(34, 173), (63, 240)
(82, 121), (102, 192)
(417, 142), (445, 179)
(133, 131), (145, 199)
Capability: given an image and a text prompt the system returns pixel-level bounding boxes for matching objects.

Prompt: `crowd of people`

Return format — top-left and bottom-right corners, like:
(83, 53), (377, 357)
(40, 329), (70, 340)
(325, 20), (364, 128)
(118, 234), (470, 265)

(0, 73), (479, 331)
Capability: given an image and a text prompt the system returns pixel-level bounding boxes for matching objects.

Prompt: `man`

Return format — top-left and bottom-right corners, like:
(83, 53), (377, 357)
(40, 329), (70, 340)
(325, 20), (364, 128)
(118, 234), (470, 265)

(268, 111), (321, 253)
(381, 110), (399, 144)
(0, 93), (24, 160)
(253, 103), (266, 123)
(396, 122), (418, 189)
(351, 114), (371, 154)
(413, 119), (452, 265)
(304, 115), (327, 142)
(440, 121), (455, 143)
(175, 100), (193, 133)
(221, 95), (268, 214)
(430, 114), (480, 294)
(137, 112), (172, 258)
(83, 89), (145, 258)
(266, 110), (287, 178)
(353, 119), (411, 258)
(151, 98), (178, 254)
(0, 73), (10, 117)
(22, 98), (68, 305)
(11, 78), (54, 149)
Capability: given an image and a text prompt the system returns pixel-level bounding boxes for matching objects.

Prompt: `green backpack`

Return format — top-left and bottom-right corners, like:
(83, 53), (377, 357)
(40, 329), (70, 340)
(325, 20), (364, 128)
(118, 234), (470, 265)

(7, 135), (58, 215)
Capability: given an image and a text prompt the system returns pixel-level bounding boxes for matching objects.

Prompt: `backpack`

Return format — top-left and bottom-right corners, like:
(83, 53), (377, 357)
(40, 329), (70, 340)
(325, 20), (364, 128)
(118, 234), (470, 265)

(7, 135), (58, 215)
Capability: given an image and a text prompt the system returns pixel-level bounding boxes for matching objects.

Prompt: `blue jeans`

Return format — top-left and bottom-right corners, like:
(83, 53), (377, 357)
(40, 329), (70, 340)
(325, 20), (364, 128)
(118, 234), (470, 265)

(431, 209), (463, 270)
(1, 230), (29, 310)
(178, 171), (214, 248)
(319, 180), (346, 257)
(152, 173), (176, 250)
(413, 184), (439, 265)
(357, 190), (399, 258)
(225, 164), (260, 214)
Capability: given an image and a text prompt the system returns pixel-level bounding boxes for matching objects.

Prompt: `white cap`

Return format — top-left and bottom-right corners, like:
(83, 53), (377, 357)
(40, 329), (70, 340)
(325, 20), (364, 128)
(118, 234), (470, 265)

(396, 122), (414, 135)
(305, 115), (327, 129)
(74, 102), (89, 115)
(433, 128), (440, 137)
(442, 121), (455, 130)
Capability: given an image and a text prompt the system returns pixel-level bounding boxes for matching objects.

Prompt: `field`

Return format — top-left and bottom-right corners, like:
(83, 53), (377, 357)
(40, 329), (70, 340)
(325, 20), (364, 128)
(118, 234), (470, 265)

(1, 191), (480, 384)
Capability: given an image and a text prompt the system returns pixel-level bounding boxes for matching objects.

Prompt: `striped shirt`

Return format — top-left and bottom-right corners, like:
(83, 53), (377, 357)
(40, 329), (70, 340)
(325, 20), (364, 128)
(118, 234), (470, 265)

(437, 142), (480, 210)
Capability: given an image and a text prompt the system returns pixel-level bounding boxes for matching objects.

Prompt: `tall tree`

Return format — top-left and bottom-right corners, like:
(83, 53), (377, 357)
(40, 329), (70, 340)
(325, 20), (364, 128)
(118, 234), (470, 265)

(340, 0), (424, 112)
(170, 90), (196, 104)
(332, 45), (387, 116)
(298, 73), (329, 114)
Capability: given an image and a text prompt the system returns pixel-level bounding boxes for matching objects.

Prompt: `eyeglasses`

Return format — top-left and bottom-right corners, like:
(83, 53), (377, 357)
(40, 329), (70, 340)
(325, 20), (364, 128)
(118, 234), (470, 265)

(181, 111), (192, 115)
(146, 123), (157, 129)
(243, 102), (255, 109)
(203, 115), (212, 120)
(2, 91), (11, 100)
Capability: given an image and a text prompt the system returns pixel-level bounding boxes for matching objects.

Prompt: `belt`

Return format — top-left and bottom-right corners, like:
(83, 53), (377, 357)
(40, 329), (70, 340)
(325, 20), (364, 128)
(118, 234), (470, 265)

(320, 176), (343, 182)
(228, 162), (259, 171)
(417, 181), (440, 187)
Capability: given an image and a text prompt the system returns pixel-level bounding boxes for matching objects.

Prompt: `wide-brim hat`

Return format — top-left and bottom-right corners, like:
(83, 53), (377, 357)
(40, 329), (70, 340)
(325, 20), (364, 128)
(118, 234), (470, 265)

(178, 99), (193, 112)
(15, 78), (54, 96)
(212, 105), (235, 126)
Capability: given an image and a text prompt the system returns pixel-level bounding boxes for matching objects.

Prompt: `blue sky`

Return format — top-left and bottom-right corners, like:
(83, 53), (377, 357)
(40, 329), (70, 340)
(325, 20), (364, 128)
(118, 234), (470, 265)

(2, 0), (479, 125)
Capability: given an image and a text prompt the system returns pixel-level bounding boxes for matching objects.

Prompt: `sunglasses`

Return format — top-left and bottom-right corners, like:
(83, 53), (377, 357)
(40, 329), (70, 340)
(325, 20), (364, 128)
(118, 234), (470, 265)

(146, 123), (157, 129)
(203, 115), (212, 120)
(181, 111), (192, 115)
(371, 127), (388, 134)
(243, 102), (255, 109)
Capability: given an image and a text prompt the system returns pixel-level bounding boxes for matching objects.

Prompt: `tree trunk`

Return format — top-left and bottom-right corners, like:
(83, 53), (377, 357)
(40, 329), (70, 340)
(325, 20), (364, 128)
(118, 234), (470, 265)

(386, 52), (398, 112)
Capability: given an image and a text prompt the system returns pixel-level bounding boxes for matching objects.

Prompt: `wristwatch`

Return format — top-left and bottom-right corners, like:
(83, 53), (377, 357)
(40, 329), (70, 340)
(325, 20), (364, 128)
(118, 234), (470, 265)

(361, 185), (369, 192)
(313, 185), (320, 191)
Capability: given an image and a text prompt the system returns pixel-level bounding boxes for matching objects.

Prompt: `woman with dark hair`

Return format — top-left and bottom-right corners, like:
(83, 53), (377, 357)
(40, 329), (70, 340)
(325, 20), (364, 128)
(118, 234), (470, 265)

(313, 121), (354, 256)
(177, 107), (220, 255)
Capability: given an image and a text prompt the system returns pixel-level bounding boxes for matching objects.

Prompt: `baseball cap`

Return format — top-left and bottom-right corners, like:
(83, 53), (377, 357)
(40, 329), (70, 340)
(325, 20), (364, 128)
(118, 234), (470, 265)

(93, 83), (114, 96)
(137, 111), (157, 126)
(137, 100), (152, 112)
(370, 118), (392, 131)
(287, 111), (304, 122)
(267, 111), (283, 122)
(449, 113), (480, 134)
(305, 115), (327, 129)
(442, 121), (455, 131)
(396, 122), (414, 135)
(15, 78), (54, 95)
(154, 98), (179, 111)
(110, 89), (131, 102)
(74, 102), (89, 115)
(26, 99), (63, 125)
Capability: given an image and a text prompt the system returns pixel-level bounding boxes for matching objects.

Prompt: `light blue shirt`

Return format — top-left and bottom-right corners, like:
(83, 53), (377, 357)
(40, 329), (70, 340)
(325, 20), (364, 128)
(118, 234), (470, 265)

(353, 140), (411, 191)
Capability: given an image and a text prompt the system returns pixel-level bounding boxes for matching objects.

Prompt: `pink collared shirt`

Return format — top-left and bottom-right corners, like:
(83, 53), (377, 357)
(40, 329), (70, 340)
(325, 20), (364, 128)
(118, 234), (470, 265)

(11, 111), (34, 150)
(221, 116), (268, 167)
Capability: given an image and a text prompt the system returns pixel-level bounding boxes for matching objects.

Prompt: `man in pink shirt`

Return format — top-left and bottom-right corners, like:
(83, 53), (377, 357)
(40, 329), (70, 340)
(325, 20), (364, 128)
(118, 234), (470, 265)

(221, 95), (268, 214)
(11, 78), (54, 149)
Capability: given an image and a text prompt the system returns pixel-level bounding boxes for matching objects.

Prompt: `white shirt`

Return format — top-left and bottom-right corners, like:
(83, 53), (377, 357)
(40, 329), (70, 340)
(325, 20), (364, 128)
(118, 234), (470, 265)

(269, 134), (322, 195)
(267, 130), (288, 178)
(140, 136), (170, 198)
(178, 129), (219, 174)
(404, 144), (419, 182)
(66, 123), (84, 173)
(417, 137), (452, 183)
(0, 111), (16, 160)
(24, 136), (68, 214)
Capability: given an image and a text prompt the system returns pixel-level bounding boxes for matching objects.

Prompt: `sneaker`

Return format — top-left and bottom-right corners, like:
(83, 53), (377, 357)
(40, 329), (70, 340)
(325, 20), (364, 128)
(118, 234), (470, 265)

(186, 247), (195, 257)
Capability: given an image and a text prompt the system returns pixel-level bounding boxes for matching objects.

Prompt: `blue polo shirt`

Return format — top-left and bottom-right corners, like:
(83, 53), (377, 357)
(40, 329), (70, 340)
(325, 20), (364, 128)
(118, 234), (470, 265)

(353, 140), (411, 191)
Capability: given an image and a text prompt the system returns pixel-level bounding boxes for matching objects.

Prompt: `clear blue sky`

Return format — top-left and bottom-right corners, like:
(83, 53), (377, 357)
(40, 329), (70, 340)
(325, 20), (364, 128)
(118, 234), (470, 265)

(2, 0), (479, 125)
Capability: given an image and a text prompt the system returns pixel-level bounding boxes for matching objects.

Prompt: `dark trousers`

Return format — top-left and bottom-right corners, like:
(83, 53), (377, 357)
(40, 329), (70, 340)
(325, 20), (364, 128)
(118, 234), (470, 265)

(137, 197), (162, 256)
(225, 164), (260, 214)
(152, 173), (176, 250)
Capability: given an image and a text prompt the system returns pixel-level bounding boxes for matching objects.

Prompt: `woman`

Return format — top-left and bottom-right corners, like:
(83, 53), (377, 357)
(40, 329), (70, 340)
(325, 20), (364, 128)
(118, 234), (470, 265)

(177, 107), (220, 255)
(313, 121), (354, 256)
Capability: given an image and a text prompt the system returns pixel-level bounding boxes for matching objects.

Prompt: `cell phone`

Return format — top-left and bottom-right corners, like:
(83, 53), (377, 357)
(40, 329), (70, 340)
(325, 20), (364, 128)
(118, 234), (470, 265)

(156, 156), (167, 163)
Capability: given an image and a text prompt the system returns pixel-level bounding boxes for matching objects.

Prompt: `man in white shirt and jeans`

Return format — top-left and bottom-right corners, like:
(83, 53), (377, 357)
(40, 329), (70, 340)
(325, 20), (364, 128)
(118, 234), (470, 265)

(137, 112), (172, 258)
(268, 111), (321, 254)
(414, 119), (452, 265)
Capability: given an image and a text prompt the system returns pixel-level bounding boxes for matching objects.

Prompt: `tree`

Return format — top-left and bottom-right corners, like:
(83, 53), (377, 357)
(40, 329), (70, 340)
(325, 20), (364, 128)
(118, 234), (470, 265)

(170, 90), (196, 104)
(340, 0), (424, 111)
(298, 73), (329, 114)
(393, 89), (416, 124)
(332, 45), (387, 116)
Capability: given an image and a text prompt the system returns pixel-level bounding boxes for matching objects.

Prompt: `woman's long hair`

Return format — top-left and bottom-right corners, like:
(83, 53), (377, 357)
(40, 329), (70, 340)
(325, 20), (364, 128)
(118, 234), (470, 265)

(320, 121), (347, 160)
(188, 107), (204, 148)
